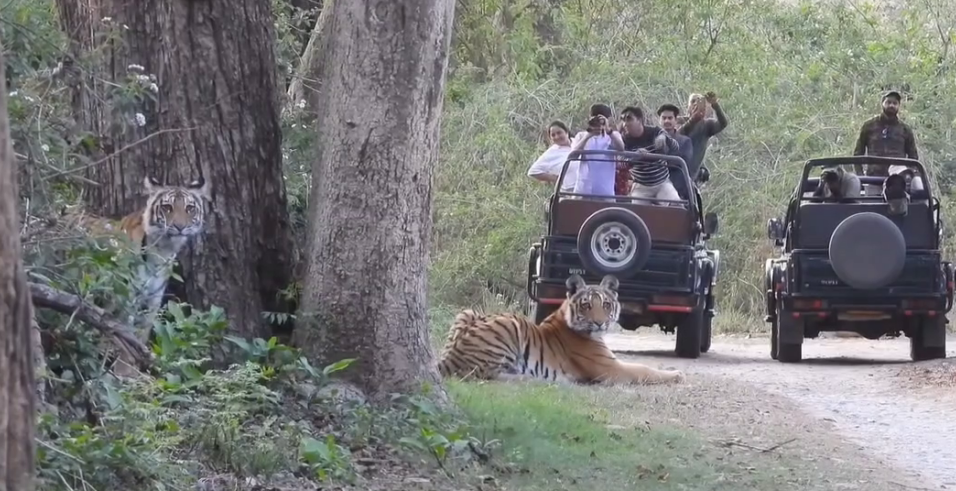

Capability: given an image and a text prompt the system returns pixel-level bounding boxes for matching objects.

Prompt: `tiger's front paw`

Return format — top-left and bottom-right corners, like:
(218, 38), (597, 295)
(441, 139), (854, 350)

(669, 370), (686, 384)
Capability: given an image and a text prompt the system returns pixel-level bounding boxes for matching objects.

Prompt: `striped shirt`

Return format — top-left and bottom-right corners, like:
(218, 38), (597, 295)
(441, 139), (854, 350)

(623, 127), (680, 187)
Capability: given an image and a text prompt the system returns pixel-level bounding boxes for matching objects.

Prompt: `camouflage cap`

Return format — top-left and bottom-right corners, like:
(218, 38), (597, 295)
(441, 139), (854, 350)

(882, 90), (902, 101)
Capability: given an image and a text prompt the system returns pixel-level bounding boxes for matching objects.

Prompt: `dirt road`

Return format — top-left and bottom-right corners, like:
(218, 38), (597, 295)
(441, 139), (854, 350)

(607, 331), (956, 489)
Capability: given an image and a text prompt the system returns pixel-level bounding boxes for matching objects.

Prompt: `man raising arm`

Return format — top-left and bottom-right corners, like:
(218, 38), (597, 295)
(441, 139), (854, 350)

(679, 91), (728, 183)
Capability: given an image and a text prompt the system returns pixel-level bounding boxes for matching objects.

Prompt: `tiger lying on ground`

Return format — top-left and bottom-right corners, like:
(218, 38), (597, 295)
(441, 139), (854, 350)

(437, 274), (685, 385)
(66, 175), (211, 373)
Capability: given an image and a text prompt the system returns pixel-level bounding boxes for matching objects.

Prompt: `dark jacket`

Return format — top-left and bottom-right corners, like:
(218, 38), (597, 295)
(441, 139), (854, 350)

(852, 114), (919, 176)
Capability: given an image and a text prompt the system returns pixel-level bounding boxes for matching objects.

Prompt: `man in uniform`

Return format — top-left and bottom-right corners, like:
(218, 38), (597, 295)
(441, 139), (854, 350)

(852, 90), (919, 195)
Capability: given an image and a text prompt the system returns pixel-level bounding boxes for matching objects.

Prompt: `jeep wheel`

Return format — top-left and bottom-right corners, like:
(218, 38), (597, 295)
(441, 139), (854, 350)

(775, 306), (802, 363)
(910, 317), (947, 362)
(701, 286), (715, 353)
(770, 317), (779, 360)
(577, 208), (652, 278)
(532, 302), (558, 324)
(829, 212), (906, 290)
(675, 308), (703, 359)
(700, 314), (712, 353)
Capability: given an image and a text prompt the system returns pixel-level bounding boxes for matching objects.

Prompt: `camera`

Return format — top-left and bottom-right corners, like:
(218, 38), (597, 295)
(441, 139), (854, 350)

(821, 168), (840, 184)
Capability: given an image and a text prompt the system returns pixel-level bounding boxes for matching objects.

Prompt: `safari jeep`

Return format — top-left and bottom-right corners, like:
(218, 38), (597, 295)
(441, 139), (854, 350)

(764, 156), (953, 363)
(526, 149), (720, 359)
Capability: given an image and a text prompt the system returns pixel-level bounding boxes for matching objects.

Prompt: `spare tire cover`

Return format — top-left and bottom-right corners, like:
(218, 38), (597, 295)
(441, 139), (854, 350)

(828, 212), (906, 289)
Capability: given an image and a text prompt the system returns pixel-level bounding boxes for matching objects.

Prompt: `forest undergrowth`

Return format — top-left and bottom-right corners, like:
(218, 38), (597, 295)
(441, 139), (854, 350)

(4, 0), (956, 489)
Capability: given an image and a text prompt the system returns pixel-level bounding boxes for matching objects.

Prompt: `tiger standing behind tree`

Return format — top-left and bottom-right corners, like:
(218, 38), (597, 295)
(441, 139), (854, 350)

(437, 274), (685, 385)
(66, 175), (211, 375)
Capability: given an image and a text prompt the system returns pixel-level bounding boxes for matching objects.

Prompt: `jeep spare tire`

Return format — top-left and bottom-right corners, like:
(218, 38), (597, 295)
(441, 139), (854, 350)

(828, 212), (905, 289)
(577, 207), (652, 278)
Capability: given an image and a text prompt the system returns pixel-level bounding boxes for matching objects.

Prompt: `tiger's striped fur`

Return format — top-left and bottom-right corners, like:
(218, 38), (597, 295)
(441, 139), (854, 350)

(70, 175), (211, 333)
(437, 274), (685, 385)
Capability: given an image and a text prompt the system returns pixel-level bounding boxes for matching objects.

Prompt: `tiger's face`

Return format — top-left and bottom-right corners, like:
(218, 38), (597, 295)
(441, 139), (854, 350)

(563, 274), (621, 335)
(142, 176), (211, 239)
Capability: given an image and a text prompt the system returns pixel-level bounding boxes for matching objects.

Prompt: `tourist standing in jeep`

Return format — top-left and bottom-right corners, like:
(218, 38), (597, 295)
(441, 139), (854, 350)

(852, 90), (920, 195)
(679, 91), (728, 184)
(620, 106), (683, 202)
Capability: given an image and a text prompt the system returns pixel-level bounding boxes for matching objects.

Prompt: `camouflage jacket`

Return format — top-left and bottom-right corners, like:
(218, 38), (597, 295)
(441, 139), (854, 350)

(852, 114), (918, 176)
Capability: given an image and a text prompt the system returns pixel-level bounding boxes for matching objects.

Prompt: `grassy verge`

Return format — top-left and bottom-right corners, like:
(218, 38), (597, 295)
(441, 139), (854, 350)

(449, 381), (787, 490)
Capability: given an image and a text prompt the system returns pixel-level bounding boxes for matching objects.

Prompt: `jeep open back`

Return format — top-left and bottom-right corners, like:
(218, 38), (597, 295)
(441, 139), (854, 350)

(764, 156), (953, 363)
(526, 149), (720, 359)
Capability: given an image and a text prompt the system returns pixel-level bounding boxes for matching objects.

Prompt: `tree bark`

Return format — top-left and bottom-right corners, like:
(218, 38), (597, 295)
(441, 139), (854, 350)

(0, 42), (37, 491)
(294, 0), (456, 400)
(56, 0), (295, 340)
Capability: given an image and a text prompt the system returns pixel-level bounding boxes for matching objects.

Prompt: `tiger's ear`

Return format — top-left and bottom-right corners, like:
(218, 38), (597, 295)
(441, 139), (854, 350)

(600, 275), (619, 292)
(144, 175), (163, 193)
(188, 175), (211, 200)
(565, 274), (586, 296)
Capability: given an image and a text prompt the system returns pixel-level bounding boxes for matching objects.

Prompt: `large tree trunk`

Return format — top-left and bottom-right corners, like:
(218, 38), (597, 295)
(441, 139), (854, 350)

(294, 0), (456, 400)
(0, 43), (37, 491)
(56, 0), (295, 340)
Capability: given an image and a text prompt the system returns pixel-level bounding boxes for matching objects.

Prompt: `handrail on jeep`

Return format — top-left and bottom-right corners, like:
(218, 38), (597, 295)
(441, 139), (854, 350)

(797, 156), (933, 199)
(551, 149), (698, 212)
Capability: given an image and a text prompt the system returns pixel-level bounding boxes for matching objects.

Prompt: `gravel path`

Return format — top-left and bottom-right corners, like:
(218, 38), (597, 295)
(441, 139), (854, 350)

(606, 331), (956, 489)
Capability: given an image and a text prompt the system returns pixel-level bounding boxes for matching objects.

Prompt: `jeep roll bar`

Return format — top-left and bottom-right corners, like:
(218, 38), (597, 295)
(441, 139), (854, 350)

(551, 149), (699, 213)
(797, 156), (933, 200)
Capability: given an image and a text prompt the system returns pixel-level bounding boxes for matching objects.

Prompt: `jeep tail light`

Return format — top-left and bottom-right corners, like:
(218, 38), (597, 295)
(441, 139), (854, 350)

(792, 299), (825, 310)
(903, 299), (937, 310)
(651, 295), (694, 306)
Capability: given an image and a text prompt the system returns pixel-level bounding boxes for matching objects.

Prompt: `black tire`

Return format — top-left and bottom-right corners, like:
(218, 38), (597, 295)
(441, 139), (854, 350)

(775, 306), (803, 363)
(700, 264), (715, 353)
(676, 308), (703, 359)
(618, 313), (640, 331)
(829, 212), (906, 290)
(700, 314), (712, 353)
(577, 207), (653, 278)
(910, 317), (947, 362)
(532, 302), (558, 324)
(778, 338), (803, 363)
(770, 317), (779, 360)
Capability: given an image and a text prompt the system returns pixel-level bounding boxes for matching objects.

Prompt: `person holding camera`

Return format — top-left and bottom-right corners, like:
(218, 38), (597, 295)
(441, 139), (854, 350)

(569, 103), (625, 197)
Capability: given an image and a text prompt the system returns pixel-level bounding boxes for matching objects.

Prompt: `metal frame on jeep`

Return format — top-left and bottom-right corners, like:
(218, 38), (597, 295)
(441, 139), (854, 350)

(526, 149), (720, 359)
(764, 155), (953, 363)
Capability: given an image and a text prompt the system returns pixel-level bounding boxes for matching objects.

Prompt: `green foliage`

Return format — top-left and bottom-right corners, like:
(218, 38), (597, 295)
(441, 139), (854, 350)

(300, 434), (354, 482)
(394, 392), (478, 471)
(435, 0), (956, 329)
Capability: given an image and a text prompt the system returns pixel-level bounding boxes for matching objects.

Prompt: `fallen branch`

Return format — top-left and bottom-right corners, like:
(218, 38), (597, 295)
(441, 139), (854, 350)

(28, 282), (152, 369)
(715, 437), (796, 453)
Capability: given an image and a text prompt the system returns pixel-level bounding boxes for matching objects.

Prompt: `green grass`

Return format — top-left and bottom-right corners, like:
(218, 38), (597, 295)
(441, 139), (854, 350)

(449, 381), (787, 490)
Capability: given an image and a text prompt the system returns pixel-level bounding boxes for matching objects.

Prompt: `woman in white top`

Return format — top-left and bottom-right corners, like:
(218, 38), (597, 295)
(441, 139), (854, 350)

(527, 120), (578, 192)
